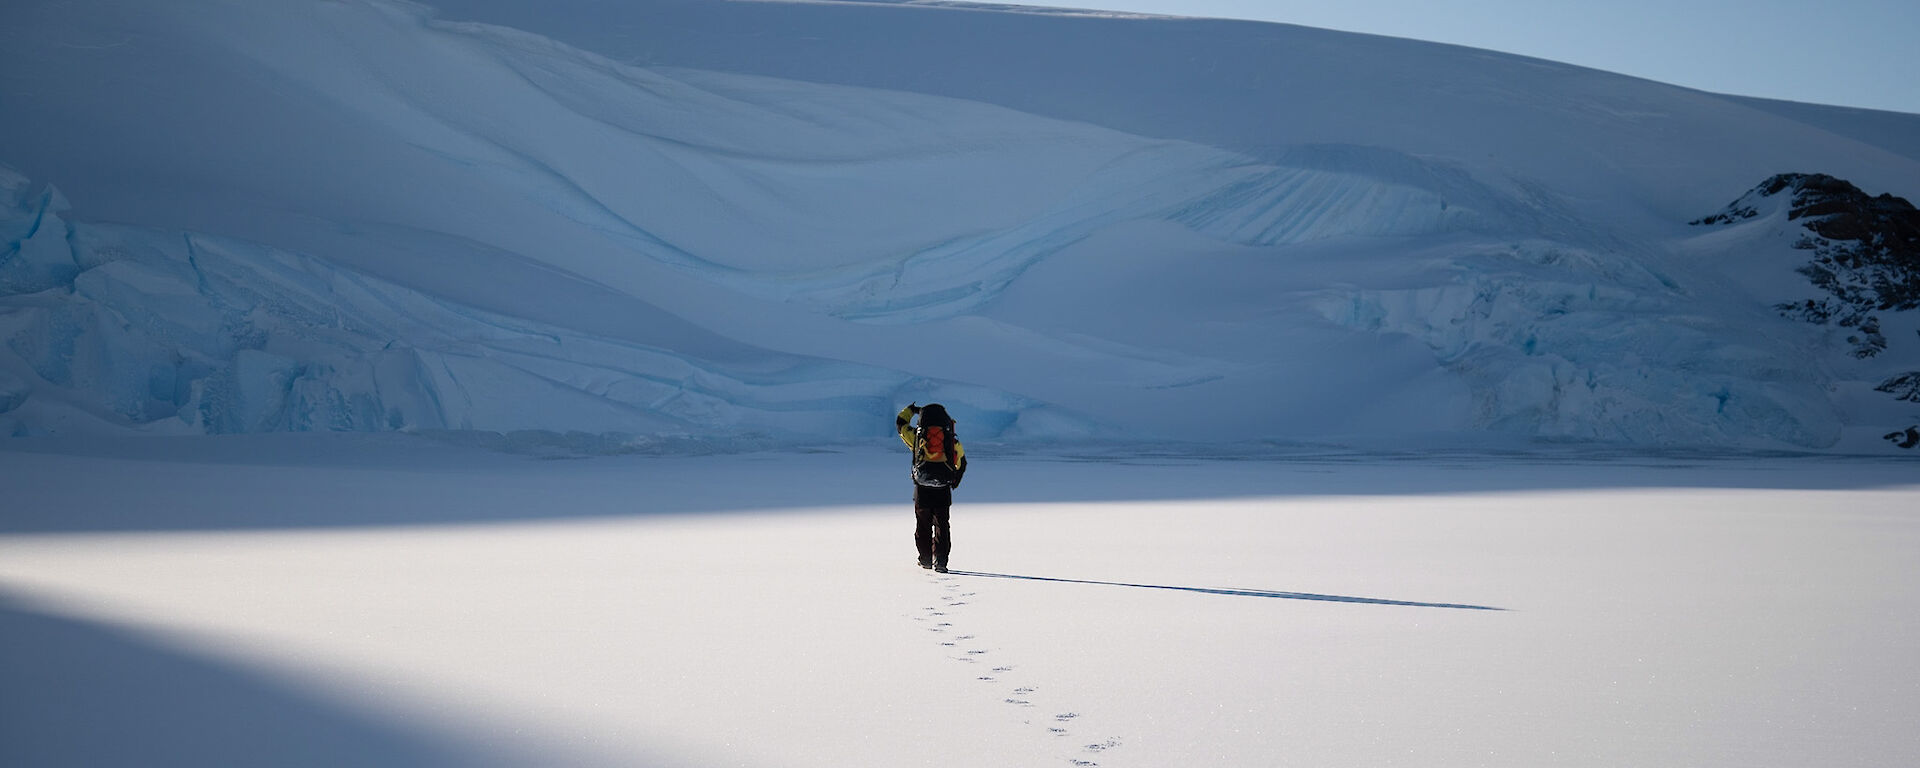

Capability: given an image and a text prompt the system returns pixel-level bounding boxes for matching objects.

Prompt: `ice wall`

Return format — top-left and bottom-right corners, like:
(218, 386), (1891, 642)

(1307, 241), (1844, 447)
(0, 167), (1060, 440)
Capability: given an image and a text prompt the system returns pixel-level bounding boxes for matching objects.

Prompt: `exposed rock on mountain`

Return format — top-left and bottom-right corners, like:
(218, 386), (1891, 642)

(1879, 372), (1920, 403)
(1696, 173), (1920, 359)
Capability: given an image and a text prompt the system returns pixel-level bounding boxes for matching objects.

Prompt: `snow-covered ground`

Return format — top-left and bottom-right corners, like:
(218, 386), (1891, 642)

(3, 435), (1917, 767)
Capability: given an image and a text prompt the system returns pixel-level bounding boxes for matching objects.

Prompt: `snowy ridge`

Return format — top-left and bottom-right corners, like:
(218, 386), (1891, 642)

(770, 144), (1502, 324)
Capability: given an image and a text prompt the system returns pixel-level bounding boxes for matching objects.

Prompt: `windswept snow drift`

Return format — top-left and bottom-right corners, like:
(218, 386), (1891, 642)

(1, 0), (1917, 448)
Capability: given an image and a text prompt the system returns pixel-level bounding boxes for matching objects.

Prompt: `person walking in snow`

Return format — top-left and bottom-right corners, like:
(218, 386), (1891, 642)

(897, 402), (967, 573)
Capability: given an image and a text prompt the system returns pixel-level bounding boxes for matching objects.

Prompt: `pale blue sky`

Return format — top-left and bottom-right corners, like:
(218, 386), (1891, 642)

(1040, 0), (1920, 114)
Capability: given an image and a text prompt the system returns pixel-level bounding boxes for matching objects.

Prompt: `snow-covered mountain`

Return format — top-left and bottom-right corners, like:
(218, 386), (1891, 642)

(2, 0), (1918, 449)
(1693, 174), (1920, 359)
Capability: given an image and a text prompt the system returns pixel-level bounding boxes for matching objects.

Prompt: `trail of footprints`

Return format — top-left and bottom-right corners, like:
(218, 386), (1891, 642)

(913, 574), (1125, 766)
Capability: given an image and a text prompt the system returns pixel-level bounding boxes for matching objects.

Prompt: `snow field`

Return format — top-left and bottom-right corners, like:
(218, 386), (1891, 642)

(2, 438), (1917, 767)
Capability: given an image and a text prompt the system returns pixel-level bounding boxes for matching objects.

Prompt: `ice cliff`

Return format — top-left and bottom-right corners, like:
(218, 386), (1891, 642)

(0, 166), (1060, 440)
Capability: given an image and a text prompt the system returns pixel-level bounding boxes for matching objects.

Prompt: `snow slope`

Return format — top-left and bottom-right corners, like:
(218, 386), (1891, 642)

(2, 0), (1918, 447)
(3, 438), (1918, 767)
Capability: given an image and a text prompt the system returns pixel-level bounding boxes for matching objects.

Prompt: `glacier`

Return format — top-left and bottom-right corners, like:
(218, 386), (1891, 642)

(0, 166), (1070, 440)
(1, 0), (1918, 449)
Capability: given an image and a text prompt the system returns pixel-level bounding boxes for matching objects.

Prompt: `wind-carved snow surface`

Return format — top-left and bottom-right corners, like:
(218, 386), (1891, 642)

(2, 0), (1919, 448)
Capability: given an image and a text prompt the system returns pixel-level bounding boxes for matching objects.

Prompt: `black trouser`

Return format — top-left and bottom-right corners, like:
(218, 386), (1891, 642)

(914, 484), (952, 566)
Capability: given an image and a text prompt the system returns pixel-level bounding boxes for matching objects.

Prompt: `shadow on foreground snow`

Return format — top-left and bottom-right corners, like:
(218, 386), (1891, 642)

(948, 571), (1504, 611)
(0, 433), (1913, 534)
(0, 593), (521, 768)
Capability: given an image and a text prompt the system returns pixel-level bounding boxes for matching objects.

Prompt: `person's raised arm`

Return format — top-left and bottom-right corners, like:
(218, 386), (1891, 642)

(896, 403), (919, 449)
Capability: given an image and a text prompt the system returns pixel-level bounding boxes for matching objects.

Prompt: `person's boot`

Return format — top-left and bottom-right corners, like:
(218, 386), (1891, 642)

(933, 560), (948, 574)
(918, 556), (933, 569)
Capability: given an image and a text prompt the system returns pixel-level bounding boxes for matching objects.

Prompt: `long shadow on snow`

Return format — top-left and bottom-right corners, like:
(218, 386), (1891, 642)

(949, 571), (1504, 611)
(0, 592), (546, 768)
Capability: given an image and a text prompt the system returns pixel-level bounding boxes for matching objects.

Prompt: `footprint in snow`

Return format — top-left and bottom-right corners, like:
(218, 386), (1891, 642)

(920, 578), (1121, 763)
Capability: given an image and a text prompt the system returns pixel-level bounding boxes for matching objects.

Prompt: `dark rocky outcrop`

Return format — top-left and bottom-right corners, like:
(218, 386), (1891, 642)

(1695, 173), (1920, 359)
(1878, 372), (1920, 403)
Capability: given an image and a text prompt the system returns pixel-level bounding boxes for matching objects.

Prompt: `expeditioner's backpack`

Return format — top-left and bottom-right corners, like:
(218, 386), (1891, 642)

(912, 422), (962, 488)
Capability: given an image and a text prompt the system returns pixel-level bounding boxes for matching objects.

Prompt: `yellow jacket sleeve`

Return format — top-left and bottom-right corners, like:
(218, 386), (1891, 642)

(896, 405), (917, 450)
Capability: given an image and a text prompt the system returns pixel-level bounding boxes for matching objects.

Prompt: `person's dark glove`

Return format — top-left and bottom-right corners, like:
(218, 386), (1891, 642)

(908, 402), (921, 413)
